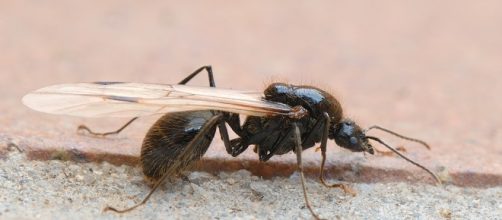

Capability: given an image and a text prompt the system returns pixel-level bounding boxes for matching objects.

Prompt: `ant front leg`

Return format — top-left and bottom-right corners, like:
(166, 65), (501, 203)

(77, 66), (215, 137)
(318, 112), (356, 196)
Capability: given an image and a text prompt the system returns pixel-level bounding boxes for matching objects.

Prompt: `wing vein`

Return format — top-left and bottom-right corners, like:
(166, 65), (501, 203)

(23, 82), (292, 118)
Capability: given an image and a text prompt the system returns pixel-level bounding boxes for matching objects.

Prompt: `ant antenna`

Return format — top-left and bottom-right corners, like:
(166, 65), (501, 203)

(364, 125), (430, 150)
(366, 136), (441, 185)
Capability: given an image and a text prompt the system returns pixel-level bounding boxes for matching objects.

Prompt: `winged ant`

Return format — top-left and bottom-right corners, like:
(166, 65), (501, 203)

(23, 66), (440, 219)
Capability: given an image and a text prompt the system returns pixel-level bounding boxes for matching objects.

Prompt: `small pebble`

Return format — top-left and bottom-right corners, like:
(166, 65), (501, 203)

(226, 178), (236, 185)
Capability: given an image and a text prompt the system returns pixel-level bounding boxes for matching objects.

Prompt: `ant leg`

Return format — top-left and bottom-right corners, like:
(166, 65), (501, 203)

(78, 66), (215, 137)
(77, 117), (138, 137)
(318, 112), (356, 196)
(292, 123), (322, 220)
(218, 117), (234, 155)
(178, 65), (215, 87)
(224, 113), (243, 135)
(181, 66), (239, 155)
(179, 66), (246, 157)
(222, 112), (252, 156)
(217, 117), (250, 157)
(181, 66), (235, 153)
(105, 114), (224, 213)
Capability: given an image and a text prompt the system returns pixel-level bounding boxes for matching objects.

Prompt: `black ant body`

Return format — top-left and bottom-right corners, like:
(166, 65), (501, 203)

(24, 66), (440, 219)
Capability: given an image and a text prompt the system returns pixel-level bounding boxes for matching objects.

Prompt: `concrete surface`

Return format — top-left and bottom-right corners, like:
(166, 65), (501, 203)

(0, 1), (502, 218)
(1, 0), (502, 187)
(1, 149), (501, 220)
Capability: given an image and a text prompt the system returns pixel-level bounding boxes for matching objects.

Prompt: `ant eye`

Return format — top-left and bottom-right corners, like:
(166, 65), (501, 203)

(350, 136), (357, 145)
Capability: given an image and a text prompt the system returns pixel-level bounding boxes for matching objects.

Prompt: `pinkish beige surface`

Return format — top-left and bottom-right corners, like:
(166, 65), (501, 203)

(1, 1), (501, 187)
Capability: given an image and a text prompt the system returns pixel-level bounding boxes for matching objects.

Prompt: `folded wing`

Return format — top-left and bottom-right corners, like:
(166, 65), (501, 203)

(22, 82), (293, 117)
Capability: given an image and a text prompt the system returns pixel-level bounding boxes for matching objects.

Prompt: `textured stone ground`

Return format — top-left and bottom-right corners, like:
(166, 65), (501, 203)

(1, 150), (501, 220)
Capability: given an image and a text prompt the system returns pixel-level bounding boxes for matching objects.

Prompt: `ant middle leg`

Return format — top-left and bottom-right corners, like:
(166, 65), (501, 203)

(292, 123), (322, 220)
(78, 65), (216, 137)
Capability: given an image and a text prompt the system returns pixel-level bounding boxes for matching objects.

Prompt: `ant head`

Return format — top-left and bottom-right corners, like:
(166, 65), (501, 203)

(330, 122), (441, 184)
(330, 119), (374, 154)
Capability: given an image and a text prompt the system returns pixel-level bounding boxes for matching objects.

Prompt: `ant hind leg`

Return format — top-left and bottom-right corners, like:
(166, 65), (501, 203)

(178, 65), (215, 87)
(104, 113), (224, 213)
(77, 117), (138, 137)
(77, 65), (216, 137)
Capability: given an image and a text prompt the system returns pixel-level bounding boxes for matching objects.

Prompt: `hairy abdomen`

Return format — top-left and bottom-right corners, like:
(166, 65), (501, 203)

(141, 111), (216, 181)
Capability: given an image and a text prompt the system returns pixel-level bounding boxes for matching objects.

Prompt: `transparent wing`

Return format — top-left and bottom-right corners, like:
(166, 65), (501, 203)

(22, 82), (294, 117)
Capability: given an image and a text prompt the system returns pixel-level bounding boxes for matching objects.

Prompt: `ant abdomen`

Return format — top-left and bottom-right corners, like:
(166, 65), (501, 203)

(140, 110), (216, 182)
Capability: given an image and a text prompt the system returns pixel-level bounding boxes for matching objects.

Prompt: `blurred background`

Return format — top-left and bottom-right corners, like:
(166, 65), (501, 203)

(1, 1), (501, 178)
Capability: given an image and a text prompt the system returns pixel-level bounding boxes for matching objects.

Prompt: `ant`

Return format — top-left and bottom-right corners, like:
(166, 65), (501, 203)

(23, 66), (441, 219)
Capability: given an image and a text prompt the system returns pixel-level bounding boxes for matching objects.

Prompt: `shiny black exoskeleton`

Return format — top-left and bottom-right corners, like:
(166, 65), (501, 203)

(227, 83), (374, 162)
(141, 110), (217, 181)
(95, 66), (412, 218)
(139, 68), (374, 184)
